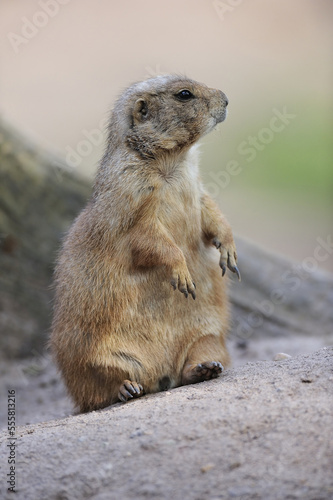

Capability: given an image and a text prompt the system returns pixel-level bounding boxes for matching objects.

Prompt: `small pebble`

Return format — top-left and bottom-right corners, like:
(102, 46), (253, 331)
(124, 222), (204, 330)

(201, 463), (215, 473)
(229, 462), (241, 470)
(273, 353), (292, 361)
(130, 429), (144, 438)
(103, 462), (113, 471)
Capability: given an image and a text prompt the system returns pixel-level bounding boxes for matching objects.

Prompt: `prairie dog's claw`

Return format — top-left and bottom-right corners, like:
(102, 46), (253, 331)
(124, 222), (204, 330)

(212, 237), (221, 249)
(227, 255), (241, 281)
(231, 264), (241, 281)
(220, 262), (227, 277)
(219, 247), (228, 277)
(171, 268), (196, 300)
(216, 238), (240, 281)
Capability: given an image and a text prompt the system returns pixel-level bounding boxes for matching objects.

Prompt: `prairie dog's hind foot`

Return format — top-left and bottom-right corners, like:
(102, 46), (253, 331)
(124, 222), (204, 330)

(118, 380), (144, 403)
(182, 361), (223, 385)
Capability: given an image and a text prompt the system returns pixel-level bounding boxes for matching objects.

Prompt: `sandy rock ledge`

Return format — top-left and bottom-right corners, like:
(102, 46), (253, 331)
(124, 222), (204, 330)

(1, 347), (332, 500)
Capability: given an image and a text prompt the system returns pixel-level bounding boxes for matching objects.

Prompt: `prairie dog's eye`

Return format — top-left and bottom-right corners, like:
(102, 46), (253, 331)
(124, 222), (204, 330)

(175, 89), (194, 101)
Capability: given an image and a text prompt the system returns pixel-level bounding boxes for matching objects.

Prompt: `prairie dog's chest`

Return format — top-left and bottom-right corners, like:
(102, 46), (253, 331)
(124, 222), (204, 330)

(157, 164), (202, 243)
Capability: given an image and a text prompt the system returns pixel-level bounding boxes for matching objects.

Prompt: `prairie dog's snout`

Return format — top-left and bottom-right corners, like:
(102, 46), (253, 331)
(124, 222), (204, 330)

(209, 89), (228, 124)
(221, 90), (228, 107)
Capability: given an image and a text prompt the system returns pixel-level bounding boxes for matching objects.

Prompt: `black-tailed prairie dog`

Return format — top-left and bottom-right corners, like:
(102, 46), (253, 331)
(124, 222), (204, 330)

(51, 75), (240, 412)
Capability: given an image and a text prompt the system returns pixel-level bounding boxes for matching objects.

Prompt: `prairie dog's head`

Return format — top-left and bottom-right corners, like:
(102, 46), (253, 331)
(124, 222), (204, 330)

(111, 75), (228, 159)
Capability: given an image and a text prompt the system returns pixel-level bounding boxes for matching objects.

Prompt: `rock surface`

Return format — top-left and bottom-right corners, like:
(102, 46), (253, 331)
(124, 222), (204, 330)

(1, 348), (332, 500)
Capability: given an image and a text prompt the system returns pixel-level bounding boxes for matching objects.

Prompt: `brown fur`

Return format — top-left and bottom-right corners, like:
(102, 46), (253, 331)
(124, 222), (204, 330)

(50, 75), (240, 412)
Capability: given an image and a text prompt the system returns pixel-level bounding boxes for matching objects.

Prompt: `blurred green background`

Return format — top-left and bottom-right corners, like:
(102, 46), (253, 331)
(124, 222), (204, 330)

(1, 0), (332, 271)
(201, 96), (333, 268)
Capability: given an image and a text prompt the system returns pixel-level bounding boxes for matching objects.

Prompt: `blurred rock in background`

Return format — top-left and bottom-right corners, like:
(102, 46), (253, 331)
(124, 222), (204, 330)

(0, 120), (90, 358)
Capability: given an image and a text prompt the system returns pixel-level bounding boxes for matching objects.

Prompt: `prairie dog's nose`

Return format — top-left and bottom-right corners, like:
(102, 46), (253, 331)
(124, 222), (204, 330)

(221, 91), (228, 106)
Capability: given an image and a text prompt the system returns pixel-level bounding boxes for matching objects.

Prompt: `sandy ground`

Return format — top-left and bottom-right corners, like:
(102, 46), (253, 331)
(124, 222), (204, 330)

(0, 346), (332, 500)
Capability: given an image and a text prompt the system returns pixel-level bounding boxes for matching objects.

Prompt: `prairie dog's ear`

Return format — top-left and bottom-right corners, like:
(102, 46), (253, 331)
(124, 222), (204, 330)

(133, 98), (148, 124)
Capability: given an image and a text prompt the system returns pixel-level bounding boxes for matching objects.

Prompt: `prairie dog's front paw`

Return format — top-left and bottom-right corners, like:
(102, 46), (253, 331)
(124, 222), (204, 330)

(170, 264), (196, 300)
(212, 236), (241, 281)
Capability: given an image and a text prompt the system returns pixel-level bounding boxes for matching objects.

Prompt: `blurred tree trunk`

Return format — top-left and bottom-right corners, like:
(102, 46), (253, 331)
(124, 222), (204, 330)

(0, 120), (332, 359)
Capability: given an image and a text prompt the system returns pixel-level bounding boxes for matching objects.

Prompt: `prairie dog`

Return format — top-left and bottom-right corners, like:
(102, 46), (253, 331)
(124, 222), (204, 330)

(51, 75), (240, 412)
